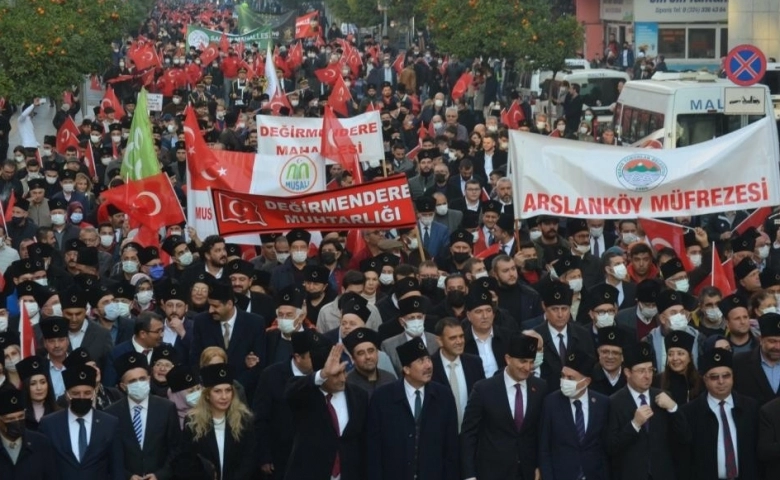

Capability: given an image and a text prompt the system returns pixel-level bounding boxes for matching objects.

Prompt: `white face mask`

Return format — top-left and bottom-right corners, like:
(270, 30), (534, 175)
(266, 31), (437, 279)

(758, 245), (770, 259)
(51, 303), (62, 317)
(432, 122), (443, 130)
(640, 305), (658, 319)
(115, 302), (131, 317)
(111, 135), (122, 143)
(45, 176), (58, 185)
(568, 278), (583, 293)
(435, 205), (448, 216)
(34, 278), (48, 287)
(278, 318), (296, 334)
(122, 260), (139, 274)
(434, 99), (443, 107)
(437, 275), (447, 290)
(379, 273), (394, 285)
(688, 254), (702, 268)
(668, 312), (689, 330)
(291, 251), (308, 264)
(407, 237), (419, 250)
(50, 213), (66, 225)
(579, 127), (588, 134)
(178, 251), (193, 266)
(404, 319), (425, 337)
(419, 215), (434, 227)
(475, 271), (489, 279)
(4, 356), (20, 372)
(136, 291), (154, 305)
(762, 306), (779, 315)
(90, 134), (102, 143)
(472, 231), (480, 243)
(595, 312), (615, 328)
(536, 122), (546, 130)
(556, 124), (566, 132)
(100, 235), (114, 247)
(62, 183), (75, 193)
(589, 227), (603, 238)
(127, 380), (151, 402)
(0, 316), (6, 332)
(101, 157), (112, 166)
(622, 233), (638, 244)
(560, 378), (586, 398)
(704, 308), (723, 321)
(533, 351), (544, 368)
(574, 243), (590, 254)
(674, 279), (690, 293)
(25, 301), (39, 319)
(276, 252), (290, 264)
(185, 389), (202, 407)
(611, 264), (628, 281)
(530, 230), (542, 241)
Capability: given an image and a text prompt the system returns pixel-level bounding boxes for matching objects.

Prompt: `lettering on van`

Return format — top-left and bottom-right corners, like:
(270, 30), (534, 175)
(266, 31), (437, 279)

(690, 99), (724, 111)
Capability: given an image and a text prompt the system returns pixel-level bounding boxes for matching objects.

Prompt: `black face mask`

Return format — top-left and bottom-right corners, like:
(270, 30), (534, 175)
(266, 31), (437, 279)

(307, 290), (324, 300)
(320, 252), (337, 265)
(69, 398), (93, 416)
(434, 173), (447, 183)
(446, 290), (466, 308)
(524, 259), (540, 271)
(452, 252), (471, 264)
(420, 278), (439, 294)
(10, 216), (24, 226)
(3, 419), (24, 440)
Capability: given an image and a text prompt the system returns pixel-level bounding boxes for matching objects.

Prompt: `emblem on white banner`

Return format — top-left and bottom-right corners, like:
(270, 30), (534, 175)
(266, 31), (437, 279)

(615, 154), (668, 192)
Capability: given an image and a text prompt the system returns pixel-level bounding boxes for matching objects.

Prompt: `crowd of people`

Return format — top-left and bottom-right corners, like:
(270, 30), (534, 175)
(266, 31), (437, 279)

(2, 1), (780, 480)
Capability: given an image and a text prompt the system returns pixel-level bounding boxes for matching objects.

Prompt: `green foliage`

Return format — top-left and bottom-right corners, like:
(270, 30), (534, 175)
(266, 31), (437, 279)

(0, 0), (147, 103)
(419, 0), (582, 69)
(329, 0), (382, 27)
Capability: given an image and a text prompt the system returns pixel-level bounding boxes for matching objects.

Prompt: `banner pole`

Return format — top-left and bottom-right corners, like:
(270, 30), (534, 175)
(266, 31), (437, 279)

(417, 226), (426, 261)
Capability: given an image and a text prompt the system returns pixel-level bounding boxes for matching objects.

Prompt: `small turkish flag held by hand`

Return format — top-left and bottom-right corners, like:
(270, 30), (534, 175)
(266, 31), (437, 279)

(451, 72), (473, 101)
(639, 217), (694, 271)
(393, 53), (405, 75)
(269, 88), (292, 115)
(315, 63), (341, 86)
(101, 86), (125, 120)
(101, 173), (184, 231)
(329, 76), (353, 117)
(200, 43), (220, 65)
(734, 207), (772, 235)
(321, 106), (363, 183)
(56, 116), (80, 154)
(506, 100), (525, 129)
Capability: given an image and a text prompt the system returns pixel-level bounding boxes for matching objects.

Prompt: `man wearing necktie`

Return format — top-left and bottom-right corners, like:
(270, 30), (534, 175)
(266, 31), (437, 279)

(461, 333), (548, 480)
(680, 347), (759, 480)
(416, 196), (450, 258)
(39, 363), (124, 480)
(367, 337), (459, 480)
(606, 341), (690, 480)
(539, 349), (611, 480)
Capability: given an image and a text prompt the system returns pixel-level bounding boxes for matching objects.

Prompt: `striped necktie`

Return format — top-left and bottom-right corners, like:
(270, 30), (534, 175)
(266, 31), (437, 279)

(132, 405), (143, 446)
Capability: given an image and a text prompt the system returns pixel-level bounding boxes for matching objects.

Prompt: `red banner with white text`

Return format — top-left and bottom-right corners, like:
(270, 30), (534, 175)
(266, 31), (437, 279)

(210, 175), (416, 235)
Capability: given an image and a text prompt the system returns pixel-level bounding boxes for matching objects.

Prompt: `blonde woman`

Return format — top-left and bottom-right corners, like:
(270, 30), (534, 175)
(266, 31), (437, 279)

(182, 363), (256, 480)
(199, 346), (248, 405)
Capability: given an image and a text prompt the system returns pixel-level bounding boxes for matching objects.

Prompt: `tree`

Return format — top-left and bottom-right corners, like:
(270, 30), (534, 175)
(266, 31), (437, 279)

(0, 0), (152, 103)
(328, 0), (382, 29)
(418, 0), (582, 68)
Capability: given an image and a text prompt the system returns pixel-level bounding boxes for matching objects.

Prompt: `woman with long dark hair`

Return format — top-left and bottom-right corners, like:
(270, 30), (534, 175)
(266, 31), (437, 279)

(655, 330), (701, 405)
(16, 355), (59, 431)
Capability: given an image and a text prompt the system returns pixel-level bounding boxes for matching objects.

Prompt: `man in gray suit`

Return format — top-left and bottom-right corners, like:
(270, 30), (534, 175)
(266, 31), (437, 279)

(61, 286), (114, 373)
(408, 150), (436, 200)
(381, 295), (439, 376)
(433, 192), (463, 234)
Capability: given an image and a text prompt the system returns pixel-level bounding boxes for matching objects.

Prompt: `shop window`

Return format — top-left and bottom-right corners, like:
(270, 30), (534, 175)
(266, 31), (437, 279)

(658, 29), (686, 59)
(720, 28), (729, 58)
(688, 29), (716, 59)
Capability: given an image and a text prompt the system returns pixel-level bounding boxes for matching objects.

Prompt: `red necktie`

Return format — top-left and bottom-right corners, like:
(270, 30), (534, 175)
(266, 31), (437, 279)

(720, 400), (738, 478)
(325, 394), (341, 477)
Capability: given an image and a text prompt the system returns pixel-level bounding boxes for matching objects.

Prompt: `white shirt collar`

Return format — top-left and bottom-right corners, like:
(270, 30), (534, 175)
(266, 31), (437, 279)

(68, 407), (94, 425)
(471, 326), (494, 342)
(547, 322), (567, 339)
(403, 379), (423, 397)
(627, 384), (649, 403)
(128, 395), (150, 410)
(441, 351), (460, 368)
(707, 393), (734, 409)
(291, 359), (306, 376)
(503, 369), (525, 389)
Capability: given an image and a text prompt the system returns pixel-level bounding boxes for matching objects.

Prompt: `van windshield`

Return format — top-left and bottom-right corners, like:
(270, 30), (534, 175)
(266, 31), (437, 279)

(580, 78), (624, 110)
(675, 113), (765, 147)
(760, 71), (780, 96)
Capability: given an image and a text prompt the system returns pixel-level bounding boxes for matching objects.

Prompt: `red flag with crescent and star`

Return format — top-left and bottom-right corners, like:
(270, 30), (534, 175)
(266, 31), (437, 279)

(200, 43), (220, 65)
(56, 116), (80, 155)
(315, 63), (342, 86)
(100, 86), (125, 120)
(100, 172), (184, 231)
(321, 106), (363, 184)
(328, 76), (352, 117)
(129, 42), (161, 71)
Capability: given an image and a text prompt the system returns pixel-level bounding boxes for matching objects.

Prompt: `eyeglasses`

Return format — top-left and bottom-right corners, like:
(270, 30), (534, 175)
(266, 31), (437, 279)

(631, 367), (655, 375)
(706, 372), (732, 381)
(145, 328), (164, 335)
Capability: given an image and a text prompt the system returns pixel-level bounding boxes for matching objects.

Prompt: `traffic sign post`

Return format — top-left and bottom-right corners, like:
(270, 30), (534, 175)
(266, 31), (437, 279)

(725, 44), (767, 87)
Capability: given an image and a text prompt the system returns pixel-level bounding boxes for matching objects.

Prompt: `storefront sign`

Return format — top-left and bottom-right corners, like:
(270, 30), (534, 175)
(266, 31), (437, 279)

(601, 0), (634, 22)
(633, 0), (727, 23)
(634, 22), (658, 57)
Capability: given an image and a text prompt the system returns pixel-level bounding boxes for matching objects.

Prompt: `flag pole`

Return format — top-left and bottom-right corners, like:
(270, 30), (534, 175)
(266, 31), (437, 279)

(417, 226), (426, 261)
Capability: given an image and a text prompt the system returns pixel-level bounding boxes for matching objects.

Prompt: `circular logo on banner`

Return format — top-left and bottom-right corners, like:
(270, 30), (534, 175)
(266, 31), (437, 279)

(616, 154), (668, 192)
(187, 30), (210, 50)
(280, 155), (318, 194)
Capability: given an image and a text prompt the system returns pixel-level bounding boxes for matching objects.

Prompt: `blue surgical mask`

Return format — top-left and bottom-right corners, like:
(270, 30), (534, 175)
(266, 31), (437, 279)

(70, 213), (83, 224)
(185, 389), (202, 407)
(149, 265), (165, 280)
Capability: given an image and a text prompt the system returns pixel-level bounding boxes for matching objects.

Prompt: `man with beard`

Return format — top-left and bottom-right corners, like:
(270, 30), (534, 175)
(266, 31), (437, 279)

(408, 150), (436, 200)
(184, 235), (228, 287)
(344, 327), (395, 397)
(226, 259), (275, 326)
(367, 337), (459, 479)
(492, 254), (544, 324)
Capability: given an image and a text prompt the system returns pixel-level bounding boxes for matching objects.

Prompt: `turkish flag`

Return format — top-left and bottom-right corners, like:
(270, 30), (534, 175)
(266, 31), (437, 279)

(500, 108), (509, 127)
(215, 191), (268, 226)
(418, 123), (428, 141)
(100, 173), (184, 231)
(3, 190), (16, 222)
(287, 42), (303, 70)
(90, 75), (102, 91)
(329, 76), (353, 117)
(505, 100), (525, 129)
(476, 243), (501, 260)
(439, 56), (449, 76)
(451, 72), (473, 101)
(101, 86), (125, 120)
(106, 74), (136, 85)
(344, 47), (363, 78)
(321, 106), (363, 184)
(219, 31), (230, 54)
(183, 105), (253, 191)
(315, 63), (341, 86)
(130, 43), (161, 71)
(393, 53), (405, 75)
(84, 142), (97, 179)
(295, 11), (319, 39)
(56, 116), (80, 154)
(639, 217), (694, 271)
(237, 40), (245, 58)
(269, 88), (292, 116)
(734, 207), (772, 235)
(200, 43), (220, 65)
(18, 298), (36, 358)
(140, 68), (156, 87)
(407, 144), (422, 160)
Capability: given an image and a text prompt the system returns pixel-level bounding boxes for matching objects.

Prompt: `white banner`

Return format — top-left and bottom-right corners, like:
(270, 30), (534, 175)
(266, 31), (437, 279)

(256, 111), (385, 165)
(509, 117), (780, 219)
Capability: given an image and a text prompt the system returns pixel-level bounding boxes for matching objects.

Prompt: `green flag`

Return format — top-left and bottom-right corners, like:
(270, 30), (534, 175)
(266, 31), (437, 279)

(120, 88), (161, 181)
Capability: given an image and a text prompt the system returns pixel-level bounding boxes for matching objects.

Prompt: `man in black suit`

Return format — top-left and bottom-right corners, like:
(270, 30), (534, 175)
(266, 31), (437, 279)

(39, 363), (124, 480)
(566, 218), (605, 290)
(102, 312), (166, 388)
(472, 134), (507, 181)
(680, 347), (759, 480)
(590, 326), (627, 396)
(226, 258), (275, 324)
(265, 285), (309, 366)
(606, 341), (690, 480)
(60, 286), (113, 372)
(759, 396), (780, 475)
(189, 280), (266, 388)
(448, 179), (484, 216)
(533, 282), (596, 391)
(285, 342), (369, 480)
(105, 352), (180, 480)
(367, 337), (459, 480)
(492, 254), (544, 324)
(461, 333), (548, 480)
(539, 350), (610, 480)
(432, 317), (485, 429)
(0, 389), (59, 479)
(343, 327), (396, 397)
(734, 313), (780, 406)
(463, 286), (511, 378)
(253, 330), (318, 479)
(581, 283), (625, 346)
(600, 251), (637, 310)
(157, 282), (194, 365)
(587, 219), (618, 260)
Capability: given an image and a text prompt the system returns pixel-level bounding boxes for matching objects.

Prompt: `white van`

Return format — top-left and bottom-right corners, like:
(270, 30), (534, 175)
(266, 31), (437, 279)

(759, 62), (780, 121)
(614, 71), (773, 149)
(516, 58), (591, 99)
(538, 69), (630, 130)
